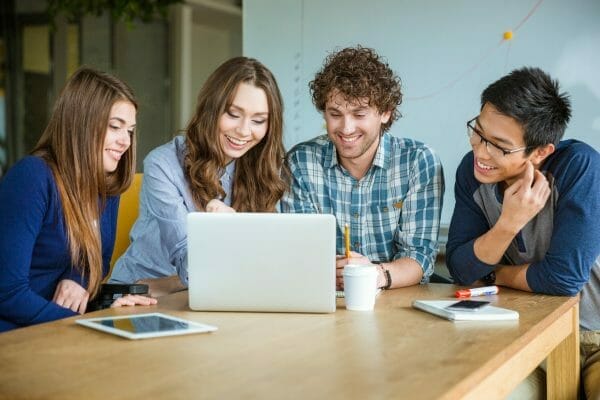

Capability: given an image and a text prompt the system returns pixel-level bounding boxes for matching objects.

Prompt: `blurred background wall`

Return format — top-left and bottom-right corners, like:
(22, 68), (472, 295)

(0, 0), (242, 173)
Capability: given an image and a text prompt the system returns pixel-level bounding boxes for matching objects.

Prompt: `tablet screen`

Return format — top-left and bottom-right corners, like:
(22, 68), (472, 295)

(95, 315), (189, 333)
(76, 313), (218, 339)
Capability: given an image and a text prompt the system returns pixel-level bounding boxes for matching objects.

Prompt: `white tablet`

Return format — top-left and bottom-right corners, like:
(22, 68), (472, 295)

(76, 312), (218, 339)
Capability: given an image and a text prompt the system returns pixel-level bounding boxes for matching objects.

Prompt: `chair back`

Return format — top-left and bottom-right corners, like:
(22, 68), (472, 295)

(109, 173), (143, 270)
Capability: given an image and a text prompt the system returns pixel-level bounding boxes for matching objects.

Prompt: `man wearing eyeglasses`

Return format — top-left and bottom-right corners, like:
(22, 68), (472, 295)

(447, 67), (600, 399)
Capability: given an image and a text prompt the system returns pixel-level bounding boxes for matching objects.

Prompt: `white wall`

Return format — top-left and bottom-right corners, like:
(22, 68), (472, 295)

(243, 0), (600, 225)
(170, 2), (242, 132)
(114, 20), (171, 171)
(190, 10), (242, 124)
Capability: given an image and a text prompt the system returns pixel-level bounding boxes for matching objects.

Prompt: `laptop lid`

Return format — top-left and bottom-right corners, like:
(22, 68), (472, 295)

(187, 212), (336, 313)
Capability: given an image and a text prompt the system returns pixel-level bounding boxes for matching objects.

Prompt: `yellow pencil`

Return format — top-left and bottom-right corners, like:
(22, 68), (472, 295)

(344, 223), (351, 259)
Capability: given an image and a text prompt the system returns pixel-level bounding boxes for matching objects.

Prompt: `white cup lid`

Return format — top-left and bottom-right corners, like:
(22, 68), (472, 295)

(343, 264), (378, 277)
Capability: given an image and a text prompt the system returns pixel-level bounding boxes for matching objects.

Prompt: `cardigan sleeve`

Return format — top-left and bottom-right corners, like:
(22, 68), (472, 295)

(0, 158), (77, 330)
(446, 153), (496, 285)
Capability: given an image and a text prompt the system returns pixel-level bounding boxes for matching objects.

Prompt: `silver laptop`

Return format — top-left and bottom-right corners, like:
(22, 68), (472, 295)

(187, 212), (336, 313)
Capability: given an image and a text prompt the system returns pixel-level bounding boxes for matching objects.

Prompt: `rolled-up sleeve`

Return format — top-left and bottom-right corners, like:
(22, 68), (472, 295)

(395, 146), (444, 281)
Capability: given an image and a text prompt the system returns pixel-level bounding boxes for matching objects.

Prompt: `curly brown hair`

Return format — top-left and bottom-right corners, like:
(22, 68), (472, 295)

(309, 46), (402, 133)
(184, 57), (289, 212)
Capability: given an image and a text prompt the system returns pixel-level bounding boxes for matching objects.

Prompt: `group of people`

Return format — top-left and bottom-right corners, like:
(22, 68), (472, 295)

(0, 45), (598, 398)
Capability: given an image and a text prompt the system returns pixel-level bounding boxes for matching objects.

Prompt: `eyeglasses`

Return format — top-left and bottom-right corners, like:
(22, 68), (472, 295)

(466, 117), (531, 158)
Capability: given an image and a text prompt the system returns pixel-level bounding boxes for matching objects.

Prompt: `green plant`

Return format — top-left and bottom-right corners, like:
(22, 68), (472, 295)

(47, 0), (183, 26)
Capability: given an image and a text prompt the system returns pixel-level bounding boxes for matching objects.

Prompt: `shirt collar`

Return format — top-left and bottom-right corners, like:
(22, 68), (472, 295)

(374, 133), (391, 170)
(220, 159), (236, 181)
(323, 138), (338, 169)
(175, 135), (187, 168)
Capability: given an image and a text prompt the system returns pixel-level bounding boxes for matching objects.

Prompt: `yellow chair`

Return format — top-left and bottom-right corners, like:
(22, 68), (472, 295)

(91, 173), (145, 306)
(109, 173), (143, 272)
(104, 173), (185, 296)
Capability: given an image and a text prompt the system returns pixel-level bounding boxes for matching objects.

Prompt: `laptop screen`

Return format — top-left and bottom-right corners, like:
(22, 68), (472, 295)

(187, 212), (336, 313)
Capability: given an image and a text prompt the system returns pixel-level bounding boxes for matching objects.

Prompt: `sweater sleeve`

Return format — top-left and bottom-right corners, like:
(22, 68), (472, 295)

(526, 145), (600, 295)
(0, 158), (76, 330)
(446, 153), (496, 285)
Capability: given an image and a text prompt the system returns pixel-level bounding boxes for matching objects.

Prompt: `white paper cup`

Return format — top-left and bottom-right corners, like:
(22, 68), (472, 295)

(343, 264), (379, 311)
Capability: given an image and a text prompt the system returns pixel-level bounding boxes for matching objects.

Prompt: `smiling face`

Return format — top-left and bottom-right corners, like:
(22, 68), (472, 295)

(324, 91), (391, 177)
(472, 102), (545, 186)
(103, 100), (136, 173)
(218, 82), (269, 164)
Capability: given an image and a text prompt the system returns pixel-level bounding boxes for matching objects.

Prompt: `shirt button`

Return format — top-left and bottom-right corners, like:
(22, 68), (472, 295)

(354, 241), (360, 248)
(353, 212), (359, 218)
(382, 207), (389, 212)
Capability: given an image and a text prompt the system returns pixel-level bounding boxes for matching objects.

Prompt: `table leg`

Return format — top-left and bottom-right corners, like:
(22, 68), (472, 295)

(546, 303), (580, 400)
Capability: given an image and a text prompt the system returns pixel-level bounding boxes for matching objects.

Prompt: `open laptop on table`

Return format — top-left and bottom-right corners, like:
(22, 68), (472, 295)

(187, 212), (336, 313)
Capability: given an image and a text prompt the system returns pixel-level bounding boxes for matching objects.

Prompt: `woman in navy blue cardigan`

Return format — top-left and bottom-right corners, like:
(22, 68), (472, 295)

(0, 67), (156, 332)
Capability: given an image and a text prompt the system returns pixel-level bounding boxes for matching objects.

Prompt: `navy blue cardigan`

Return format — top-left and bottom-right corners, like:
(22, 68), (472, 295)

(0, 156), (118, 331)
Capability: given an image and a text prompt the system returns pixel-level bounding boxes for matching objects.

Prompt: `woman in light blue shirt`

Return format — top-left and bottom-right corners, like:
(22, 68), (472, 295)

(109, 57), (289, 295)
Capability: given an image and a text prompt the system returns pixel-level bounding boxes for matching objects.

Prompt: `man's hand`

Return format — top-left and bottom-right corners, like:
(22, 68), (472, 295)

(206, 199), (236, 213)
(335, 251), (370, 290)
(500, 161), (551, 234)
(53, 279), (90, 314)
(474, 162), (551, 265)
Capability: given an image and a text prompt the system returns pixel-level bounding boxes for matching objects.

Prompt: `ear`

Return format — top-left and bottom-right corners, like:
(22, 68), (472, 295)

(529, 143), (555, 167)
(380, 110), (392, 125)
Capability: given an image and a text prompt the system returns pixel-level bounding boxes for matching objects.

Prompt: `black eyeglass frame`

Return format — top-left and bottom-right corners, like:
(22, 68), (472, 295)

(466, 117), (533, 157)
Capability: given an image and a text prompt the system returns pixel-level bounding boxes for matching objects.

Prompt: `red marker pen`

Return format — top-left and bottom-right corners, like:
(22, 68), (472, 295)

(455, 285), (499, 298)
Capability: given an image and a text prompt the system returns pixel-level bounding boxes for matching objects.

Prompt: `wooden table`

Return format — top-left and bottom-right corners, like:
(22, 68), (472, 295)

(0, 284), (579, 400)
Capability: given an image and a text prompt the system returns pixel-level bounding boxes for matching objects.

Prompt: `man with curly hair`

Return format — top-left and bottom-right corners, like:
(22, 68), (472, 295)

(281, 46), (444, 290)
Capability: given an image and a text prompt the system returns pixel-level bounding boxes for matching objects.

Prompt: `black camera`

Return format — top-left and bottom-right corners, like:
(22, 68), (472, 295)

(87, 283), (149, 311)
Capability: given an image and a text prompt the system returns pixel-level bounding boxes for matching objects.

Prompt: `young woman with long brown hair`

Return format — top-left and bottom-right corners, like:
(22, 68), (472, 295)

(109, 57), (288, 295)
(0, 67), (156, 332)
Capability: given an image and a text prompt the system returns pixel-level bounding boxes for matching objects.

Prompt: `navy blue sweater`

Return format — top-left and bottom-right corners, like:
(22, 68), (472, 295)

(447, 140), (600, 319)
(447, 140), (600, 297)
(0, 156), (118, 332)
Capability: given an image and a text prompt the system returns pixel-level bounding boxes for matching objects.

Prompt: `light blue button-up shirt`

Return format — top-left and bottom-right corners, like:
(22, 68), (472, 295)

(109, 136), (235, 285)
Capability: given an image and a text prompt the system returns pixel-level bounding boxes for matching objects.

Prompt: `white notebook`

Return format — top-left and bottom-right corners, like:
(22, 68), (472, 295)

(412, 300), (519, 321)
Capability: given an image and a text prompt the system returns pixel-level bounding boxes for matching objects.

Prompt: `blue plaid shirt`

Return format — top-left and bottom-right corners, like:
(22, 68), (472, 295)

(281, 133), (444, 281)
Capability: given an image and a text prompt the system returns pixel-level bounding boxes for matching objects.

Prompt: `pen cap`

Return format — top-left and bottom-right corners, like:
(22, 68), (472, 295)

(454, 286), (499, 298)
(455, 289), (472, 298)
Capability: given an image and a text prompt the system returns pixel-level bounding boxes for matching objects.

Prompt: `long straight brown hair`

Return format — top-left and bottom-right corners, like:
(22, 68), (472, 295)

(32, 67), (137, 297)
(184, 57), (289, 211)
